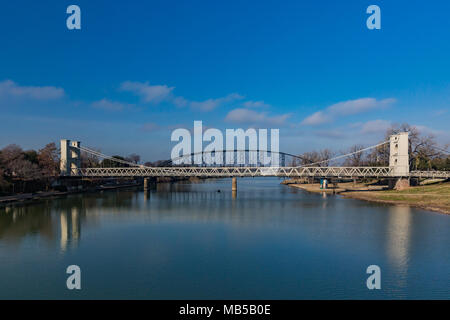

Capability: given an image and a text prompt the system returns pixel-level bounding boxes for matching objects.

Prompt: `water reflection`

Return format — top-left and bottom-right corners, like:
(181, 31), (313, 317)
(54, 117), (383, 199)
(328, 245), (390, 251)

(0, 201), (56, 245)
(0, 181), (330, 247)
(60, 207), (81, 252)
(386, 205), (412, 291)
(0, 181), (432, 252)
(0, 178), (449, 299)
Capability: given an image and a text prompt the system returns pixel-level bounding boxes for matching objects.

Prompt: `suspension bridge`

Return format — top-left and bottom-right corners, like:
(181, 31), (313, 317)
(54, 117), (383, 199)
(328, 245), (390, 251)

(60, 132), (450, 182)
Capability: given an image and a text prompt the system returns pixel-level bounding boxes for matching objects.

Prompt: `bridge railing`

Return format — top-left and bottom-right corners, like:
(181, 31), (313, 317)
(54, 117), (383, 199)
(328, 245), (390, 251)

(409, 171), (450, 179)
(73, 166), (397, 178)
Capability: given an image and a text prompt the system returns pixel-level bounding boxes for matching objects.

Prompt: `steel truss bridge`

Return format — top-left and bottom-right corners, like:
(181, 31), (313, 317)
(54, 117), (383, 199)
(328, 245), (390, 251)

(72, 167), (450, 179)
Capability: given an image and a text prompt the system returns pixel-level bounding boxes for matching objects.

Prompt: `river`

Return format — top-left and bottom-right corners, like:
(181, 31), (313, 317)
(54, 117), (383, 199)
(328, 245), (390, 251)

(0, 177), (449, 299)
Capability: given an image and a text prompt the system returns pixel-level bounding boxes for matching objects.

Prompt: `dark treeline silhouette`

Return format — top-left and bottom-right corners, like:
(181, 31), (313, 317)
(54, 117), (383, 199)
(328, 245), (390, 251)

(0, 143), (59, 194)
(0, 143), (148, 195)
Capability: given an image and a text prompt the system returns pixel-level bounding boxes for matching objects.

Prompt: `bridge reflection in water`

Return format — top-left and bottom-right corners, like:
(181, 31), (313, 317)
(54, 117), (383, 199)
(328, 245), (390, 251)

(60, 208), (81, 252)
(1, 178), (450, 299)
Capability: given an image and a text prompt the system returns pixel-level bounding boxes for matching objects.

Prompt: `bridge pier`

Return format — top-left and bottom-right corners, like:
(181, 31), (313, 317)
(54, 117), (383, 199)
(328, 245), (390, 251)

(144, 177), (156, 191)
(389, 178), (410, 191)
(232, 177), (237, 192)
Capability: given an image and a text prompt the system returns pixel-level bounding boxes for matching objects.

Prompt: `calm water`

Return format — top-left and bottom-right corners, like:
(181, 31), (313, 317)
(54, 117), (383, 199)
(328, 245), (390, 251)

(0, 178), (449, 299)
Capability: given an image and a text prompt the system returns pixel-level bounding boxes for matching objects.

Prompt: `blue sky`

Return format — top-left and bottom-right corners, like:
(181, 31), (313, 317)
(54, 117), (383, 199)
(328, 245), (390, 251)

(0, 0), (449, 161)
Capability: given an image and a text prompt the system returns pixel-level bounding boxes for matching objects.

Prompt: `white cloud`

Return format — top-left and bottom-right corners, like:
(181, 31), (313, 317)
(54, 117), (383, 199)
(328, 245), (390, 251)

(301, 111), (331, 125)
(92, 98), (132, 111)
(190, 93), (244, 111)
(360, 119), (392, 134)
(328, 98), (395, 115)
(242, 100), (271, 108)
(301, 97), (396, 126)
(0, 80), (64, 100)
(225, 108), (290, 126)
(120, 80), (243, 111)
(414, 125), (450, 140)
(120, 81), (174, 103)
(173, 96), (188, 108)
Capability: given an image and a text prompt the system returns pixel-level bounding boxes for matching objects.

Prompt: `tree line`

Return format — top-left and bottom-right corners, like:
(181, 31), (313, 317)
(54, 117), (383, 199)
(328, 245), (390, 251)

(1, 123), (448, 195)
(292, 123), (449, 171)
(0, 143), (146, 195)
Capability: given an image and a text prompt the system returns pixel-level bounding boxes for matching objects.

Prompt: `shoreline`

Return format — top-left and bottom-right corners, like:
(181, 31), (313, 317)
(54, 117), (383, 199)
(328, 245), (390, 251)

(287, 182), (450, 215)
(0, 183), (141, 207)
(3, 178), (449, 216)
(340, 191), (450, 215)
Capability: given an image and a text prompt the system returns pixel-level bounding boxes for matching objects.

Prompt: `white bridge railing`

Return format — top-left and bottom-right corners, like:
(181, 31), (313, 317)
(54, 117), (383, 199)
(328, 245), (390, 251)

(71, 166), (450, 178)
(74, 166), (398, 178)
(73, 166), (450, 178)
(409, 171), (450, 179)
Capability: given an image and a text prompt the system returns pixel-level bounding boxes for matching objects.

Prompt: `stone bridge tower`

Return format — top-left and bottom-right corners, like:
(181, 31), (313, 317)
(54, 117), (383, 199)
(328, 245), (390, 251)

(60, 139), (81, 176)
(389, 132), (409, 177)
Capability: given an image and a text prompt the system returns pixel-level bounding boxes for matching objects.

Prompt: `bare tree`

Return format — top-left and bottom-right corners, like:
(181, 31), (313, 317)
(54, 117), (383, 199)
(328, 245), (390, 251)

(344, 144), (366, 166)
(0, 144), (25, 177)
(385, 123), (443, 170)
(38, 143), (59, 176)
(319, 149), (334, 167)
(81, 149), (100, 168)
(300, 149), (334, 167)
(127, 153), (141, 164)
(367, 143), (389, 166)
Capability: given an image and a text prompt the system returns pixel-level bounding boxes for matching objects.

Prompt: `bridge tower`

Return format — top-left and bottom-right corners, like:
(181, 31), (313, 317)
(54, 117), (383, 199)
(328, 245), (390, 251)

(60, 139), (81, 176)
(389, 132), (409, 177)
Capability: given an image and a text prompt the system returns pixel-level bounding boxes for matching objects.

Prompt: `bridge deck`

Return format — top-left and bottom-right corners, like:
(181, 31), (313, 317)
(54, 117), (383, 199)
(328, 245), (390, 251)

(73, 167), (450, 179)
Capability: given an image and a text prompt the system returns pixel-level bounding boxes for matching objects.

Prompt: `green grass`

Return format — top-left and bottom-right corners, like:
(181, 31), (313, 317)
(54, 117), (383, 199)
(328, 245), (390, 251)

(373, 182), (450, 211)
(343, 181), (450, 213)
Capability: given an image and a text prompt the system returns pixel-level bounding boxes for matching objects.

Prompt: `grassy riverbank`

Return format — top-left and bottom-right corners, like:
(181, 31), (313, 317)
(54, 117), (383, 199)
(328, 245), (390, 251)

(287, 180), (450, 215)
(342, 182), (450, 215)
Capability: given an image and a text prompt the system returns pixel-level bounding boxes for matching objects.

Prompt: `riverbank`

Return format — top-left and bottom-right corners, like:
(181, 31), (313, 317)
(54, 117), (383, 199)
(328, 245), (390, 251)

(286, 180), (450, 215)
(0, 176), (199, 207)
(0, 182), (140, 206)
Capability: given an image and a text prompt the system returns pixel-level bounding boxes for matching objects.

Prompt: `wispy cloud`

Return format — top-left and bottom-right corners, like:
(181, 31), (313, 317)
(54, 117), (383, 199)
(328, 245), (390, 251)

(120, 80), (243, 111)
(360, 119), (392, 134)
(225, 108), (290, 126)
(190, 93), (244, 111)
(242, 100), (270, 108)
(301, 97), (396, 126)
(120, 81), (174, 104)
(92, 98), (133, 111)
(301, 111), (331, 125)
(0, 79), (64, 100)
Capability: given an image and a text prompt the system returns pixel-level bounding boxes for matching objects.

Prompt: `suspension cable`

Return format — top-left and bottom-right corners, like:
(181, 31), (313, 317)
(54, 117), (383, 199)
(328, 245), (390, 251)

(299, 140), (390, 167)
(74, 140), (391, 168)
(76, 146), (146, 167)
